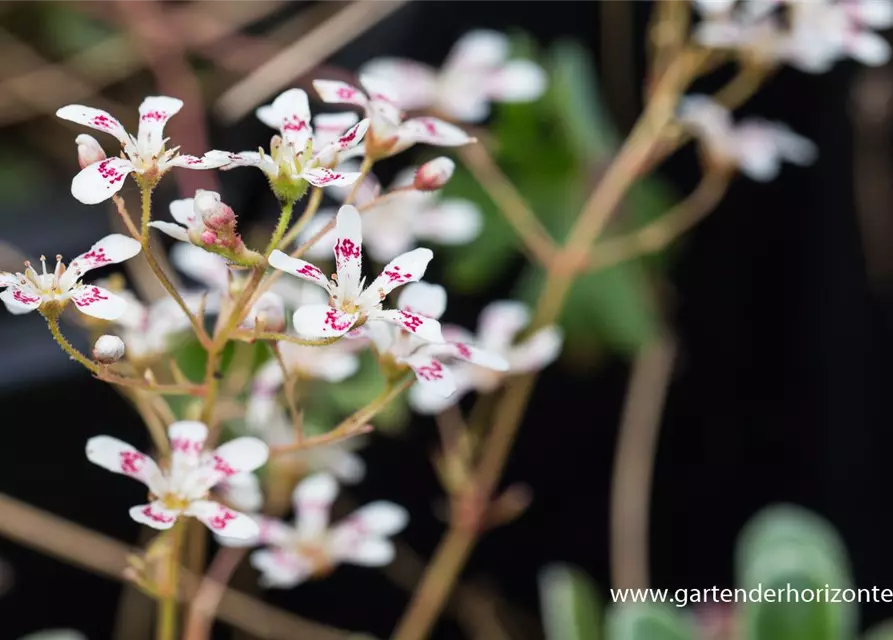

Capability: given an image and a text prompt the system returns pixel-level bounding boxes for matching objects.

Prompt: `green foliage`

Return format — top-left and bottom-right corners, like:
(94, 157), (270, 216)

(605, 602), (695, 640)
(539, 563), (603, 640)
(736, 504), (857, 640)
(442, 37), (675, 358)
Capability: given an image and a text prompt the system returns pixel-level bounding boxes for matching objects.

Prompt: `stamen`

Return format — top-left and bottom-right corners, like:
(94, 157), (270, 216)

(39, 255), (47, 275)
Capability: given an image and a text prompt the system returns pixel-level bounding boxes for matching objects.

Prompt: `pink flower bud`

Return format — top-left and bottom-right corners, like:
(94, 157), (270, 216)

(194, 189), (236, 229)
(201, 230), (218, 245)
(93, 335), (125, 364)
(413, 157), (455, 191)
(76, 134), (107, 169)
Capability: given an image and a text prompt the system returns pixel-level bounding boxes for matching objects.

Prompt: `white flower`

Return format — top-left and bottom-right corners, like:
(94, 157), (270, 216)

(211, 89), (368, 192)
(111, 288), (207, 360)
(413, 156), (456, 191)
(93, 335), (125, 364)
(216, 472), (264, 513)
(0, 234), (141, 320)
(76, 134), (106, 168)
(269, 205), (443, 341)
(86, 421), (268, 538)
(409, 300), (563, 415)
(368, 282), (508, 398)
(149, 190), (220, 244)
(360, 30), (548, 122)
(300, 167), (482, 263)
(219, 473), (407, 588)
(677, 95), (817, 181)
(313, 76), (474, 159)
(56, 97), (225, 204)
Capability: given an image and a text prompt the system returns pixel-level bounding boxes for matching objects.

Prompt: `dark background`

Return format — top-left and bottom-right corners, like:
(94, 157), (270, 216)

(1, 2), (890, 638)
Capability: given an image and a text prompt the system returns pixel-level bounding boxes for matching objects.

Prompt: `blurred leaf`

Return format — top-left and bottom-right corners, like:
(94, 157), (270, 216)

(39, 4), (115, 58)
(0, 148), (49, 207)
(606, 603), (694, 640)
(864, 620), (893, 640)
(539, 564), (602, 640)
(736, 504), (856, 640)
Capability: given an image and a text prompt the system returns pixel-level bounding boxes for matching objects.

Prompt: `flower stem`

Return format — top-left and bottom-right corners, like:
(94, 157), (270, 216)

(42, 310), (99, 374)
(157, 520), (185, 640)
(264, 200), (295, 256)
(139, 186), (211, 348)
(345, 156), (374, 205)
(278, 187), (323, 251)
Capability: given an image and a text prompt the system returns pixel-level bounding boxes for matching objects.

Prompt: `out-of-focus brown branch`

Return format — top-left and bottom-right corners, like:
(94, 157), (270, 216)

(183, 548), (248, 640)
(216, 0), (410, 121)
(0, 493), (349, 640)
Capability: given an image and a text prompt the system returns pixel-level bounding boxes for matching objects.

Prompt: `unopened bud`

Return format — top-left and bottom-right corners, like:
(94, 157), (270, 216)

(76, 134), (106, 169)
(414, 157), (455, 191)
(246, 292), (285, 332)
(194, 190), (235, 229)
(93, 335), (125, 364)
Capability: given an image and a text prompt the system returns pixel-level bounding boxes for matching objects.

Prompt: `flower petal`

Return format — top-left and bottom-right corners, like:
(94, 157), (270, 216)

(186, 499), (259, 539)
(129, 501), (180, 530)
(71, 157), (135, 205)
(424, 341), (509, 371)
(488, 59), (548, 102)
(86, 435), (164, 492)
(216, 471), (263, 513)
(447, 30), (509, 71)
(301, 167), (362, 187)
(148, 221), (189, 242)
(190, 437), (269, 494)
(477, 300), (530, 350)
(69, 285), (128, 320)
(313, 112), (360, 148)
(396, 281), (446, 320)
(265, 89), (313, 149)
(268, 250), (330, 290)
(368, 308), (443, 343)
(333, 536), (396, 567)
(408, 381), (468, 415)
(167, 198), (196, 226)
(508, 326), (563, 373)
(332, 205), (364, 289)
(205, 150), (269, 171)
(168, 420), (208, 476)
(293, 472), (338, 538)
(56, 105), (129, 145)
(250, 549), (313, 588)
(398, 117), (474, 148)
(414, 199), (483, 245)
(292, 305), (360, 338)
(313, 80), (369, 108)
(359, 58), (437, 110)
(344, 501), (408, 536)
(170, 244), (230, 292)
(67, 233), (142, 280)
(358, 248), (434, 310)
(0, 285), (41, 315)
(165, 153), (229, 170)
(403, 353), (455, 396)
(137, 96), (183, 157)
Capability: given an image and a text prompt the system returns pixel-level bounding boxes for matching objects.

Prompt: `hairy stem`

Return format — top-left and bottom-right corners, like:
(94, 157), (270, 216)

(278, 187), (323, 251)
(264, 199), (295, 256)
(156, 520), (185, 640)
(43, 310), (99, 373)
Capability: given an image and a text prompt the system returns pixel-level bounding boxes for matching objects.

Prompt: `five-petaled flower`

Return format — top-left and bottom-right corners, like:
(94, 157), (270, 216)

(409, 299), (563, 414)
(209, 89), (368, 202)
(86, 421), (268, 538)
(269, 205), (444, 341)
(313, 76), (474, 160)
(219, 473), (407, 588)
(677, 95), (818, 181)
(57, 97), (225, 204)
(360, 30), (547, 122)
(0, 234), (141, 320)
(368, 282), (508, 397)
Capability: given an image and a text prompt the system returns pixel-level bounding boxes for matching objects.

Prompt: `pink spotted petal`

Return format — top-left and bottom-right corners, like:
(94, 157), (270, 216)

(313, 112), (360, 148)
(368, 308), (444, 343)
(423, 341), (509, 371)
(313, 80), (369, 108)
(70, 157), (135, 205)
(86, 435), (164, 493)
(250, 549), (314, 588)
(0, 285), (41, 315)
(129, 501), (181, 530)
(359, 58), (437, 110)
(396, 281), (447, 320)
(186, 500), (259, 539)
(403, 353), (456, 397)
(265, 89), (313, 149)
(137, 96), (183, 157)
(357, 248), (434, 311)
(66, 234), (141, 281)
(268, 250), (330, 290)
(168, 420), (208, 474)
(399, 117), (474, 148)
(301, 167), (362, 188)
(68, 285), (128, 320)
(293, 472), (338, 537)
(332, 205), (364, 291)
(292, 304), (360, 339)
(190, 437), (269, 495)
(204, 150), (269, 171)
(56, 105), (130, 146)
(168, 198), (196, 227)
(165, 153), (229, 170)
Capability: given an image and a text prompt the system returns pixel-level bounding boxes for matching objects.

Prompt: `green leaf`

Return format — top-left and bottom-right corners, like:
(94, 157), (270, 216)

(606, 602), (695, 640)
(736, 504), (856, 640)
(539, 564), (602, 640)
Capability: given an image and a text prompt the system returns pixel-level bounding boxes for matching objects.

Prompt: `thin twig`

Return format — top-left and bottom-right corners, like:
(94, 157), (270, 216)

(182, 548), (248, 640)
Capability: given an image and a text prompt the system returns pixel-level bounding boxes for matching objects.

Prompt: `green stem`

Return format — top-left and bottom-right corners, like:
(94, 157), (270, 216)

(139, 187), (210, 347)
(345, 157), (374, 205)
(43, 310), (99, 373)
(278, 188), (323, 251)
(235, 331), (343, 347)
(264, 200), (294, 256)
(156, 520), (185, 640)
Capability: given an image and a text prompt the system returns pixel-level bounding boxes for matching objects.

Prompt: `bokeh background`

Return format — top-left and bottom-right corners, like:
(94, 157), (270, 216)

(0, 1), (890, 639)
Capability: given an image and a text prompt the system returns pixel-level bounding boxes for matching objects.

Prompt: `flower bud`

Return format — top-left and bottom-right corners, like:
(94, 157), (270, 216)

(194, 190), (235, 229)
(413, 157), (455, 191)
(245, 292), (285, 333)
(76, 134), (107, 169)
(93, 335), (125, 364)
